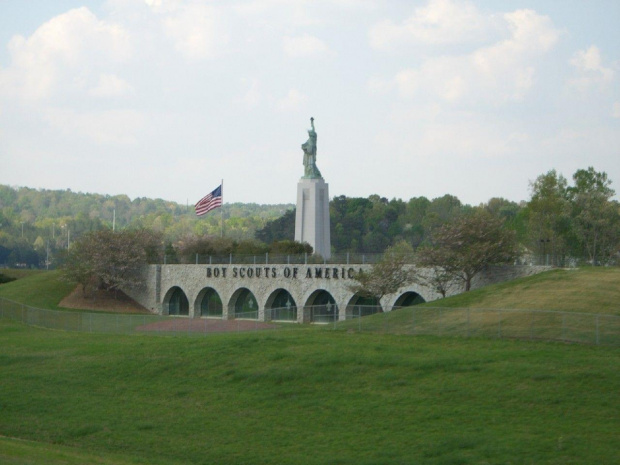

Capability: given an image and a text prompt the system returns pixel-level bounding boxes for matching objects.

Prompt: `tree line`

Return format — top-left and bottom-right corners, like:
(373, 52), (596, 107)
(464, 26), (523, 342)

(259, 167), (619, 266)
(0, 166), (618, 269)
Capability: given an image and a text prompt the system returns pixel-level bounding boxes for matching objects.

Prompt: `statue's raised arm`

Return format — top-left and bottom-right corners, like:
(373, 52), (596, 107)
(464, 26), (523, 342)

(301, 117), (322, 179)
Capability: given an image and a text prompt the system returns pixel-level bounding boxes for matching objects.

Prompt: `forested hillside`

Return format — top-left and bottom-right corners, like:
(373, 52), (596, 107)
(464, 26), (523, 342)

(0, 166), (618, 268)
(0, 185), (292, 267)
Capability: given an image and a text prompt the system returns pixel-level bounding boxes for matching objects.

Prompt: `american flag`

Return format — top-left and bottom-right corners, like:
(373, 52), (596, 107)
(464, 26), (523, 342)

(195, 184), (223, 216)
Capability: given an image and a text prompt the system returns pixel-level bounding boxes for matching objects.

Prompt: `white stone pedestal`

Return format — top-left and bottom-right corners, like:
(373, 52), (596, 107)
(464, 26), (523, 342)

(295, 178), (331, 259)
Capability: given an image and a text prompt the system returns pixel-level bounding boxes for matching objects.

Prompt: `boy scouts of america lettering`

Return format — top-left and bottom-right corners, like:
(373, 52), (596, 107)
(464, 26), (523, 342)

(205, 266), (359, 279)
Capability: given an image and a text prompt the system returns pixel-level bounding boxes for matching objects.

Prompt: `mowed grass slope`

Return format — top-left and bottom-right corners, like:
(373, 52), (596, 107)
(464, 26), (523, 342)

(0, 270), (75, 311)
(425, 267), (620, 315)
(339, 268), (620, 343)
(0, 320), (618, 465)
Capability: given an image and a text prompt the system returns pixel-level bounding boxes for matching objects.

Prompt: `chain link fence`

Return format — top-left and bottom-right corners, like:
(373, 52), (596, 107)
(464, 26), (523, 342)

(336, 305), (620, 346)
(1, 297), (618, 345)
(163, 252), (620, 267)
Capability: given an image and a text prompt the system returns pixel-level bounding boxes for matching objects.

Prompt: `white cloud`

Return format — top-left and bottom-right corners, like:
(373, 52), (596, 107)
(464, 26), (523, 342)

(89, 74), (134, 97)
(156, 3), (229, 60)
(369, 0), (487, 50)
(613, 102), (620, 119)
(277, 89), (307, 111)
(282, 34), (330, 57)
(391, 9), (559, 104)
(0, 7), (131, 101)
(237, 78), (263, 108)
(42, 107), (145, 145)
(568, 46), (615, 91)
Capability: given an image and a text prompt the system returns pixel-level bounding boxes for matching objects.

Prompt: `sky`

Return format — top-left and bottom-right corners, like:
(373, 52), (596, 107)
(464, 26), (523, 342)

(0, 0), (619, 207)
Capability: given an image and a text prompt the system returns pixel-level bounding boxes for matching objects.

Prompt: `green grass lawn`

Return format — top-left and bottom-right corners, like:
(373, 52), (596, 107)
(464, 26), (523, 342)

(0, 320), (618, 465)
(424, 267), (620, 315)
(0, 270), (74, 310)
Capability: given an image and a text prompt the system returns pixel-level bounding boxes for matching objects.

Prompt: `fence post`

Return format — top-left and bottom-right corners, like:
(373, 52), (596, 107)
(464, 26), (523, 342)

(411, 307), (415, 335)
(438, 308), (442, 335)
(467, 308), (470, 338)
(562, 313), (566, 341)
(333, 307), (337, 330)
(196, 254), (199, 265)
(595, 315), (600, 345)
(266, 252), (269, 264)
(497, 309), (502, 339)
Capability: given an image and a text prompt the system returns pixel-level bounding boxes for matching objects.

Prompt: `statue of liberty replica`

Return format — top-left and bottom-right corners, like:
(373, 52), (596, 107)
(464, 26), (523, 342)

(295, 117), (331, 258)
(301, 117), (322, 179)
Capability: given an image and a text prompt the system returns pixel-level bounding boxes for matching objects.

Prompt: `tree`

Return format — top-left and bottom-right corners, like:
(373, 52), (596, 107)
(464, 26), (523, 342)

(526, 170), (571, 263)
(348, 241), (417, 304)
(255, 209), (296, 244)
(417, 210), (519, 292)
(61, 229), (162, 296)
(269, 240), (312, 255)
(568, 167), (616, 264)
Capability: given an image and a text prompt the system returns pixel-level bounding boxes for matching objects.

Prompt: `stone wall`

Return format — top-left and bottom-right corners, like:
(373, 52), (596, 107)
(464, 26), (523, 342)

(123, 263), (552, 321)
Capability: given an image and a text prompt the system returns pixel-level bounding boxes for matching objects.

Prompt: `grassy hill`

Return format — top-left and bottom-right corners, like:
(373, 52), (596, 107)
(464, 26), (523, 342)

(0, 319), (618, 465)
(337, 268), (620, 343)
(0, 270), (76, 311)
(0, 267), (619, 464)
(426, 267), (620, 315)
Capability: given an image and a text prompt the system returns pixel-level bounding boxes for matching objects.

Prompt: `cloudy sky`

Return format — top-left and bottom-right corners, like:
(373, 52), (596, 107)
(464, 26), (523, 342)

(1, 0), (618, 207)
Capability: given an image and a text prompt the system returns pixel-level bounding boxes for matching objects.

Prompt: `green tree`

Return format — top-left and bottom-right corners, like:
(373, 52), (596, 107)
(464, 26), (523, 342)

(568, 167), (617, 264)
(269, 240), (313, 255)
(526, 170), (571, 263)
(417, 210), (519, 291)
(61, 229), (162, 296)
(348, 241), (417, 304)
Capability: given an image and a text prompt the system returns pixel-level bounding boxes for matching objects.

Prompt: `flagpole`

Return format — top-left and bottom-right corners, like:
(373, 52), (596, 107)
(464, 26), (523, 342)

(220, 179), (224, 238)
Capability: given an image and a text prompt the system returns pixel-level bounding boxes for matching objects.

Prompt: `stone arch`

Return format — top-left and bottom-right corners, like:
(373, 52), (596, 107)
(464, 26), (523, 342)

(163, 286), (189, 316)
(195, 287), (223, 318)
(393, 291), (426, 308)
(304, 289), (337, 323)
(265, 289), (297, 322)
(228, 287), (259, 320)
(346, 293), (382, 319)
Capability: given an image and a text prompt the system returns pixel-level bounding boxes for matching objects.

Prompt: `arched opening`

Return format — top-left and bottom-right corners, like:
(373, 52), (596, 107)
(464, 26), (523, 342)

(230, 288), (258, 319)
(166, 286), (189, 316)
(346, 293), (382, 319)
(305, 290), (337, 323)
(198, 288), (223, 318)
(266, 289), (297, 322)
(393, 292), (425, 308)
